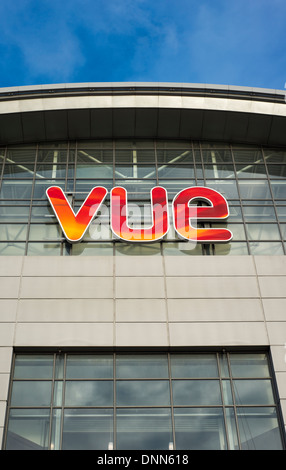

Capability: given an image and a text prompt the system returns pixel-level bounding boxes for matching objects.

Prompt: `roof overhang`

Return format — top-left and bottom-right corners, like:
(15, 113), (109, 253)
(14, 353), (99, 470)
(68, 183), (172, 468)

(0, 82), (285, 146)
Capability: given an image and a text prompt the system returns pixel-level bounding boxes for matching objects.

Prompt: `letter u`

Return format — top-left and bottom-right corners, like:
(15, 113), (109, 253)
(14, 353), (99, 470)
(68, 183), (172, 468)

(110, 186), (169, 242)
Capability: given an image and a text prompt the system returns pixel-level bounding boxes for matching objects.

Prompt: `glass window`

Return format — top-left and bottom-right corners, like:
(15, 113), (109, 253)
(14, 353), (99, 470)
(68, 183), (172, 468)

(66, 354), (113, 379)
(174, 408), (227, 450)
(4, 351), (284, 450)
(172, 380), (222, 406)
(237, 407), (283, 450)
(0, 140), (285, 257)
(65, 381), (113, 407)
(116, 381), (170, 406)
(170, 354), (218, 378)
(62, 409), (113, 450)
(116, 409), (173, 450)
(246, 223), (281, 240)
(6, 409), (50, 450)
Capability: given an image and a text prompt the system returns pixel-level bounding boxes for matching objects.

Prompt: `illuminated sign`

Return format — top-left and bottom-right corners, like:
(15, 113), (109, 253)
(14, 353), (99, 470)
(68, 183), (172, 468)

(46, 186), (232, 244)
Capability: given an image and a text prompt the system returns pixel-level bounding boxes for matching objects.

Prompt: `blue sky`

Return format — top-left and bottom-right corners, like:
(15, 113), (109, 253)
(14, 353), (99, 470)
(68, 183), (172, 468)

(0, 0), (285, 90)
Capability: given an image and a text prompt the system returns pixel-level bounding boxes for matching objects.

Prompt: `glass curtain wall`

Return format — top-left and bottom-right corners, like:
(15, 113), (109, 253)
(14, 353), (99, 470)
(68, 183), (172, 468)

(0, 141), (285, 256)
(3, 351), (285, 450)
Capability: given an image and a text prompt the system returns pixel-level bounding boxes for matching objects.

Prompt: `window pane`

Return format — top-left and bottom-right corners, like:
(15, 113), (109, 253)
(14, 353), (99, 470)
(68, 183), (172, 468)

(0, 180), (33, 200)
(116, 381), (170, 406)
(172, 380), (222, 406)
(62, 409), (113, 450)
(246, 223), (281, 240)
(170, 354), (218, 378)
(233, 379), (275, 405)
(116, 409), (173, 450)
(235, 164), (267, 178)
(14, 355), (54, 379)
(237, 407), (283, 450)
(66, 355), (113, 379)
(238, 180), (271, 199)
(174, 408), (227, 450)
(243, 205), (277, 222)
(271, 180), (286, 199)
(10, 381), (52, 406)
(65, 381), (113, 406)
(116, 354), (168, 378)
(249, 241), (284, 255)
(229, 353), (270, 377)
(6, 409), (50, 450)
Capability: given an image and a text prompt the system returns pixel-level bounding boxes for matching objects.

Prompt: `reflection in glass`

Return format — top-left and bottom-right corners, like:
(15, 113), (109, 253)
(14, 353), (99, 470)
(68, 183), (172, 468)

(205, 180), (239, 199)
(14, 355), (54, 379)
(71, 242), (114, 256)
(51, 409), (62, 450)
(0, 180), (33, 200)
(246, 223), (280, 240)
(172, 380), (221, 406)
(157, 164), (194, 179)
(0, 224), (27, 241)
(116, 355), (168, 379)
(76, 164), (113, 179)
(249, 241), (284, 255)
(232, 149), (263, 163)
(115, 242), (161, 256)
(214, 242), (249, 255)
(170, 354), (218, 378)
(203, 164), (235, 178)
(237, 407), (283, 450)
(230, 353), (270, 377)
(243, 205), (277, 222)
(235, 164), (267, 178)
(66, 354), (113, 379)
(233, 379), (275, 405)
(270, 180), (286, 199)
(0, 242), (26, 255)
(174, 408), (227, 450)
(0, 205), (30, 222)
(27, 242), (62, 256)
(11, 381), (52, 407)
(225, 408), (239, 450)
(238, 180), (271, 199)
(116, 409), (172, 450)
(65, 381), (113, 406)
(6, 409), (50, 450)
(156, 149), (193, 164)
(62, 409), (113, 450)
(116, 380), (170, 406)
(28, 223), (61, 241)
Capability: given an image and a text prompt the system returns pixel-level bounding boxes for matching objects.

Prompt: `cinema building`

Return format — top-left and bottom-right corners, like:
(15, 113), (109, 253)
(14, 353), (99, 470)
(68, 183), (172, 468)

(0, 82), (286, 450)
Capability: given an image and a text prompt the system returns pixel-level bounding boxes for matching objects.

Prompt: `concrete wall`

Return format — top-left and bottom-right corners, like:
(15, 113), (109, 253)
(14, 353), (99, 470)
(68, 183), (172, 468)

(1, 254), (286, 444)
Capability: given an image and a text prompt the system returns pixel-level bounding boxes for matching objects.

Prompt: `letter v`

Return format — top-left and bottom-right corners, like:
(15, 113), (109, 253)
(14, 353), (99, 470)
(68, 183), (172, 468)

(46, 186), (108, 243)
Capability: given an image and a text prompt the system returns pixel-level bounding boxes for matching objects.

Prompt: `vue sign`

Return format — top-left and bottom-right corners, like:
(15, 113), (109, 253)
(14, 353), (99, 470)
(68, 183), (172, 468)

(46, 186), (233, 244)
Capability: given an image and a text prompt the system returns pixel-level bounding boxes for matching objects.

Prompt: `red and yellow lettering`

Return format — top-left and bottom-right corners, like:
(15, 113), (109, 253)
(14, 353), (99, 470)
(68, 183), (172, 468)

(110, 186), (169, 242)
(172, 186), (232, 242)
(46, 186), (107, 243)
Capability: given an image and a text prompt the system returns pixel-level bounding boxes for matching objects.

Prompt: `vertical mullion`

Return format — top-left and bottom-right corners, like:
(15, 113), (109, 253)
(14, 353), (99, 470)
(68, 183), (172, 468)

(113, 352), (116, 450)
(227, 352), (242, 450)
(168, 352), (176, 450)
(25, 144), (38, 255)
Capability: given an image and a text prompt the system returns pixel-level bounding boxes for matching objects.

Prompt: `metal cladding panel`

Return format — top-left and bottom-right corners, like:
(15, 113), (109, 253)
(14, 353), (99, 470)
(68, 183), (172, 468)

(179, 109), (204, 140)
(44, 110), (68, 141)
(22, 111), (46, 143)
(268, 115), (286, 146)
(0, 113), (23, 144)
(134, 108), (159, 138)
(90, 108), (113, 138)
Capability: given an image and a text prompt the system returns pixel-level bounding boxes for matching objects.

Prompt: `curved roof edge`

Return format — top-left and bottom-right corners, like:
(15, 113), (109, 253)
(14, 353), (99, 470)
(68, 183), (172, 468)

(0, 82), (285, 103)
(0, 82), (285, 146)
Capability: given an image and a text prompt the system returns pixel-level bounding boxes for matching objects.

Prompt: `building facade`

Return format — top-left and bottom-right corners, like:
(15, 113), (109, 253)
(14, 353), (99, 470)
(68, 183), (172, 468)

(0, 82), (286, 450)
